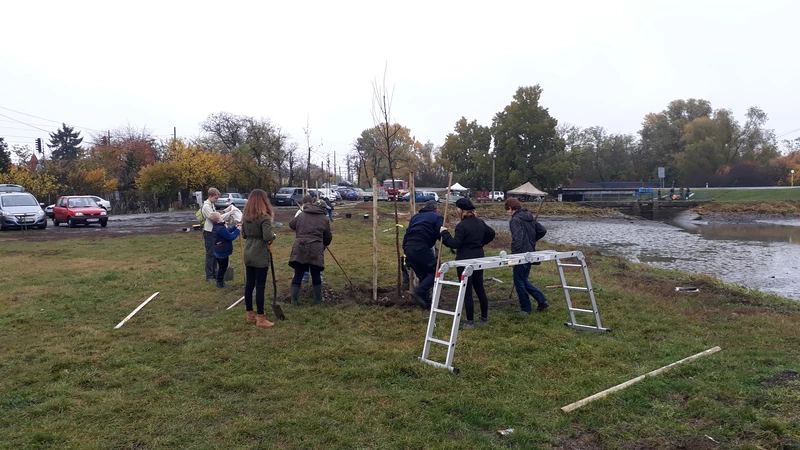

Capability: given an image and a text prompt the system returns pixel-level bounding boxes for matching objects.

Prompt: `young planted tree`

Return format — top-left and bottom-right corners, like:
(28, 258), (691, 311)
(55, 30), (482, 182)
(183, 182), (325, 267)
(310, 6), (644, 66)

(371, 70), (404, 293)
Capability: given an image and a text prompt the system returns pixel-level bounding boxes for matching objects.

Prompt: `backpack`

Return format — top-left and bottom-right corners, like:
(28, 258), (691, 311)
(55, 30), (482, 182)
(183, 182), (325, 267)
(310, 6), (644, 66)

(196, 208), (205, 225)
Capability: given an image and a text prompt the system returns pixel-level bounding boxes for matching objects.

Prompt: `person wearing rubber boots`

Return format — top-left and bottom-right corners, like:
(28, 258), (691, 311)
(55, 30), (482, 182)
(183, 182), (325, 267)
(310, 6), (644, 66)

(288, 195), (332, 305)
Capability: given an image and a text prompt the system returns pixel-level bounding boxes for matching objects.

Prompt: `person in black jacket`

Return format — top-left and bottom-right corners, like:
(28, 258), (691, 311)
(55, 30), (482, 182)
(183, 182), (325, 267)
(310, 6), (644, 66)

(505, 198), (548, 313)
(403, 200), (443, 309)
(440, 198), (496, 327)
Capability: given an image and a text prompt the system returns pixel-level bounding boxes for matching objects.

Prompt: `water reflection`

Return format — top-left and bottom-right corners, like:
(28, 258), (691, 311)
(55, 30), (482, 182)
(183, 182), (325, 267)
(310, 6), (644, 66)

(485, 213), (800, 302)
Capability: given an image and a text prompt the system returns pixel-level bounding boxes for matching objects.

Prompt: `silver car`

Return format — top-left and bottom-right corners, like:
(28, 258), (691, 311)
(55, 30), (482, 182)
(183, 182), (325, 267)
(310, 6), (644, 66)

(0, 192), (47, 230)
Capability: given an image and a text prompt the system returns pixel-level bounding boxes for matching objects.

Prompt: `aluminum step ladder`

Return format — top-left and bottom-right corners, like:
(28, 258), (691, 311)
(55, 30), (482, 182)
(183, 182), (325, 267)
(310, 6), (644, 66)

(554, 253), (610, 333)
(419, 250), (610, 373)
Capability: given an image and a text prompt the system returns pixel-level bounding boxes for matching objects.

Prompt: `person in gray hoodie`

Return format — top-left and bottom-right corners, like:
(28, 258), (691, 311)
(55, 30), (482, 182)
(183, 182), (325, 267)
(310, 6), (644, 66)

(505, 197), (549, 313)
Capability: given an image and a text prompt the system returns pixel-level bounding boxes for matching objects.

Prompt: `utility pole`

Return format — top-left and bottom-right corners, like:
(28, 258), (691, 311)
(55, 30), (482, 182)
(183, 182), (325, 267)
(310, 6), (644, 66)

(492, 153), (496, 199)
(327, 154), (331, 188)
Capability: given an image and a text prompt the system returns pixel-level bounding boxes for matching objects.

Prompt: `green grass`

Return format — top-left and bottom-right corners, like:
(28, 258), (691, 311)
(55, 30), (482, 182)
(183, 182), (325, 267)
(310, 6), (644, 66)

(1, 215), (799, 449)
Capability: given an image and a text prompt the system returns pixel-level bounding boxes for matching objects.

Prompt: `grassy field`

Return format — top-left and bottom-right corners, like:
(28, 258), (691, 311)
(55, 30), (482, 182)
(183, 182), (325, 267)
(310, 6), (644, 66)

(1, 210), (799, 449)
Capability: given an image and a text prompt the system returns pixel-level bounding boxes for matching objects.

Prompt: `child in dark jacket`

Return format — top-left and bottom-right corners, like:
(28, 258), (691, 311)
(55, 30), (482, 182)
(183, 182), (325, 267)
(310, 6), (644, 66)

(210, 212), (241, 288)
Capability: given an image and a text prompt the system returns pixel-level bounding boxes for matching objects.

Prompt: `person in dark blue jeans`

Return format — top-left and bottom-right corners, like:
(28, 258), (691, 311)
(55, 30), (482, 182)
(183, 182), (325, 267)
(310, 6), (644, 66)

(210, 212), (241, 288)
(402, 200), (443, 309)
(505, 198), (549, 313)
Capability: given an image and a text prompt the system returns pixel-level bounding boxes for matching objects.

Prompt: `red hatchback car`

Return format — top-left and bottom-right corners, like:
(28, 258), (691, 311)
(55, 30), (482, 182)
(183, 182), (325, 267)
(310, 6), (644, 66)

(52, 196), (109, 228)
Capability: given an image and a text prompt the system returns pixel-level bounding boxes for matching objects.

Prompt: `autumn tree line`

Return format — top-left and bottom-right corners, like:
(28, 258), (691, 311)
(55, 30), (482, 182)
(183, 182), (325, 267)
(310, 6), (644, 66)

(1, 85), (798, 211)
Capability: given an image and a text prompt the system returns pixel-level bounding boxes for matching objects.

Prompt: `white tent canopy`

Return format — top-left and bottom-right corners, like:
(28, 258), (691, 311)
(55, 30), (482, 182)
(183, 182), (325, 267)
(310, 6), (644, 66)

(448, 182), (469, 192)
(507, 182), (547, 196)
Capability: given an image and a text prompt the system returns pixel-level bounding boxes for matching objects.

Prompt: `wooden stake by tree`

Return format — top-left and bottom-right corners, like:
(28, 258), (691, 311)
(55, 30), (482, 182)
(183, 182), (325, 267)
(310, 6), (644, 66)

(372, 177), (379, 301)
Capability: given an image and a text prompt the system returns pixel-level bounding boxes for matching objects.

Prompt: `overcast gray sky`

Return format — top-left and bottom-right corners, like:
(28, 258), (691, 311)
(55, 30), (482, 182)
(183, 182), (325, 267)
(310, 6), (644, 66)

(2, 0), (798, 172)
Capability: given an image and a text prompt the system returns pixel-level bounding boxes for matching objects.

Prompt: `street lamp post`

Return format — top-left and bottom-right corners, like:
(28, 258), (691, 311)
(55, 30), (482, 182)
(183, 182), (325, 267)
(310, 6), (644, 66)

(792, 169), (795, 187)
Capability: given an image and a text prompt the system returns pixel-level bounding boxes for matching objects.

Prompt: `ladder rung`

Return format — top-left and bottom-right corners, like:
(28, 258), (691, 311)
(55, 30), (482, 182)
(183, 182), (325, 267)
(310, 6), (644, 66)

(565, 323), (611, 332)
(426, 337), (451, 346)
(569, 307), (595, 314)
(563, 285), (589, 292)
(438, 280), (462, 286)
(432, 308), (457, 316)
(558, 263), (583, 268)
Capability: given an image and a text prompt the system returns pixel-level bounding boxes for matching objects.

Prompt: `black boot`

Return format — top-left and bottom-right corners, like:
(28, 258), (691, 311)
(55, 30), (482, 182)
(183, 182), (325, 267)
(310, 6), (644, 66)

(312, 285), (323, 304)
(290, 284), (300, 306)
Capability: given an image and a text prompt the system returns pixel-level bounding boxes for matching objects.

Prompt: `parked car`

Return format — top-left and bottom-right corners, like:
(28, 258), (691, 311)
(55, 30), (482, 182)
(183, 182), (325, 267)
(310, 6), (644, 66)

(423, 191), (440, 202)
(52, 196), (108, 228)
(448, 193), (465, 204)
(337, 188), (358, 201)
(0, 184), (26, 193)
(215, 193), (247, 209)
(400, 191), (437, 203)
(88, 195), (111, 210)
(0, 192), (47, 230)
(274, 188), (316, 207)
(352, 187), (373, 201)
(317, 188), (341, 201)
(489, 191), (505, 201)
(45, 204), (55, 218)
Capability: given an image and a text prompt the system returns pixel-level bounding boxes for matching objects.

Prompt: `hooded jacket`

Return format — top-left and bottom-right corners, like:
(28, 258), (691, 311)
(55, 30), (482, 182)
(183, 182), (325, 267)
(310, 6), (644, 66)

(402, 202), (444, 250)
(241, 216), (274, 268)
(509, 208), (547, 254)
(211, 221), (241, 257)
(288, 203), (333, 268)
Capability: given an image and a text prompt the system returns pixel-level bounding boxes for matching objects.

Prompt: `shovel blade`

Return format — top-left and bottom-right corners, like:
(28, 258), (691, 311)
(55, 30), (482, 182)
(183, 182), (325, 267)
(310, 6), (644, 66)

(272, 304), (286, 321)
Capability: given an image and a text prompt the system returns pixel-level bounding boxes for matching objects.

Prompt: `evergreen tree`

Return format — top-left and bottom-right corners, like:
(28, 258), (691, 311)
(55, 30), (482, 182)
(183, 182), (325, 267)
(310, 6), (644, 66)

(0, 137), (11, 172)
(48, 123), (84, 160)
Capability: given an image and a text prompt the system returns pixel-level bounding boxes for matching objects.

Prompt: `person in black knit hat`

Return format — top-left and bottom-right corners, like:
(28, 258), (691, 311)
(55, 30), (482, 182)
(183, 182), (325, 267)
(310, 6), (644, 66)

(440, 197), (496, 328)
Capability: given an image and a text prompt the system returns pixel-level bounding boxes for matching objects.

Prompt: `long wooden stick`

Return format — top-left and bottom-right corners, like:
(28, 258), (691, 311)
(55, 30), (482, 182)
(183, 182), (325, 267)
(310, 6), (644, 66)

(326, 247), (353, 287)
(226, 296), (245, 310)
(114, 292), (160, 329)
(561, 346), (722, 413)
(437, 173), (454, 271)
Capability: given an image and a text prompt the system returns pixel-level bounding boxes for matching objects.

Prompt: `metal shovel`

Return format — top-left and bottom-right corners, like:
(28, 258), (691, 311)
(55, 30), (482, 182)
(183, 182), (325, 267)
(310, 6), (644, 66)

(269, 244), (286, 320)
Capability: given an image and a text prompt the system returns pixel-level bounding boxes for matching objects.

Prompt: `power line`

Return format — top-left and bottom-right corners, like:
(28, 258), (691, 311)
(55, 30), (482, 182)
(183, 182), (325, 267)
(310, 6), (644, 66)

(0, 113), (51, 133)
(0, 105), (103, 133)
(777, 127), (800, 139)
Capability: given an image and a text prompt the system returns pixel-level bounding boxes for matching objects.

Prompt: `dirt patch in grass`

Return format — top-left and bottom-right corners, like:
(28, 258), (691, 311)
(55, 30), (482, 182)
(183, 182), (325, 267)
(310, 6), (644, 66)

(283, 283), (421, 309)
(622, 435), (722, 449)
(761, 370), (799, 387)
(555, 431), (605, 449)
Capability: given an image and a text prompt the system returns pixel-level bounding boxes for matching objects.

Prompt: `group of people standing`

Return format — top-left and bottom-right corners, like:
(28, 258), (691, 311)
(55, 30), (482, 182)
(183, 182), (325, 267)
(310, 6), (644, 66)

(403, 197), (549, 328)
(203, 186), (549, 330)
(202, 188), (332, 329)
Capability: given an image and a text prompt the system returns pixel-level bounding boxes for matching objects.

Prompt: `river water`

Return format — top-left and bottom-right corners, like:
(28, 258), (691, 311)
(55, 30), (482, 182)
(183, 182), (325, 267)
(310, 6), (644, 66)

(486, 211), (800, 302)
